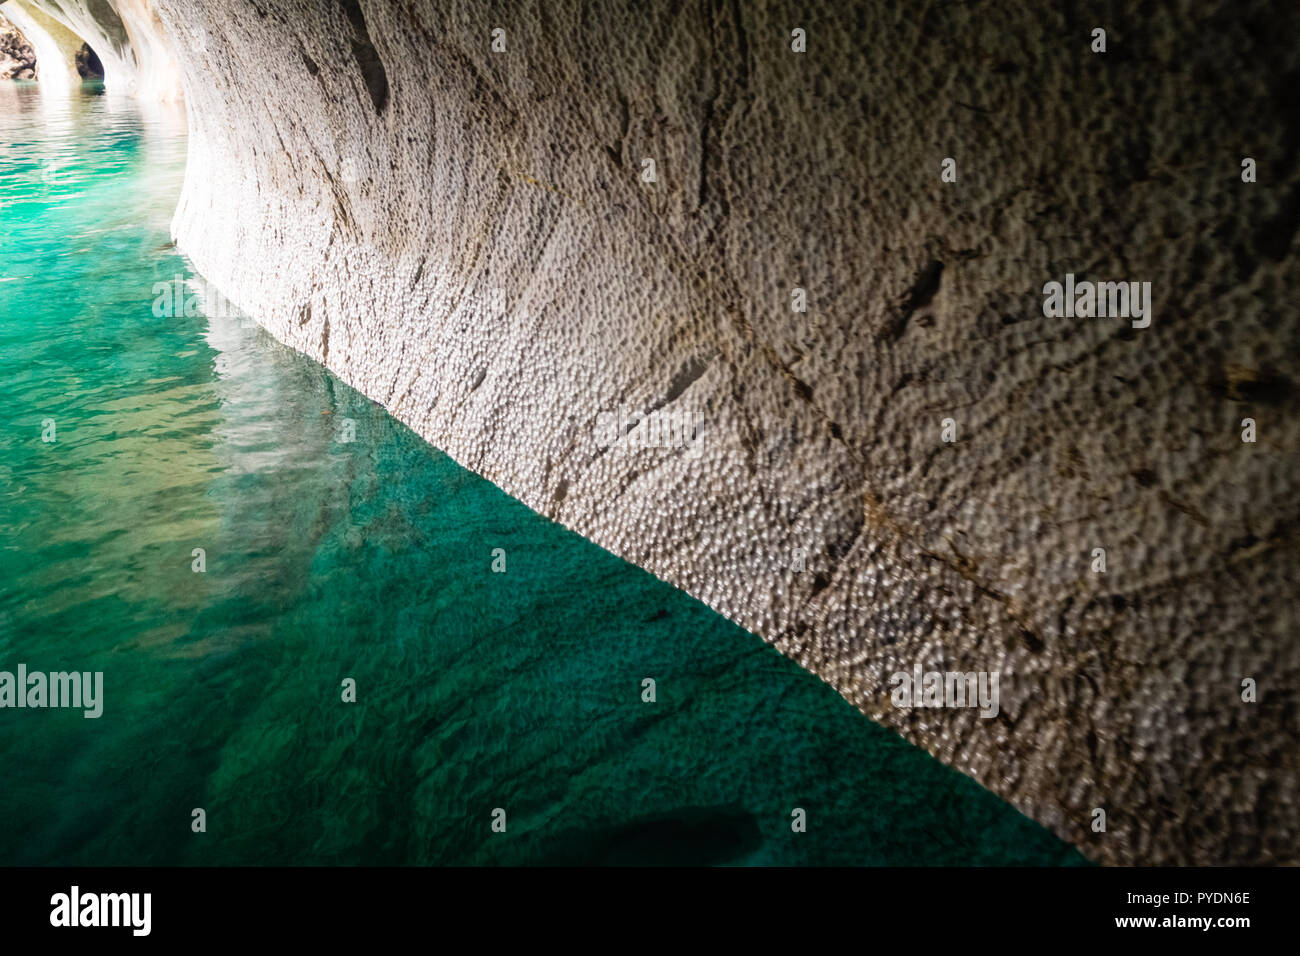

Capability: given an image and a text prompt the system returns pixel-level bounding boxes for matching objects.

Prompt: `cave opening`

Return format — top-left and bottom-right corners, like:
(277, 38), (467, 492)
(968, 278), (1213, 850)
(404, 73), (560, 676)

(75, 41), (101, 79)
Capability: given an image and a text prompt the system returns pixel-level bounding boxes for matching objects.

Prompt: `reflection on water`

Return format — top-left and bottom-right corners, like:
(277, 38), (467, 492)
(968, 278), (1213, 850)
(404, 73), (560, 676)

(0, 82), (1085, 865)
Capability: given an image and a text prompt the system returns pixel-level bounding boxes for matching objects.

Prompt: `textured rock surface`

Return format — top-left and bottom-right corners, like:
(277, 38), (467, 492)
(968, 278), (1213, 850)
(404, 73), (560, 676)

(27, 0), (1300, 864)
(0, 10), (36, 79)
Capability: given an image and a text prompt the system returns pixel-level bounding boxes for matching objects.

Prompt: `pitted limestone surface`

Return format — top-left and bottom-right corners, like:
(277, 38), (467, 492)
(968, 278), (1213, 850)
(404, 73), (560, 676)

(28, 0), (1300, 864)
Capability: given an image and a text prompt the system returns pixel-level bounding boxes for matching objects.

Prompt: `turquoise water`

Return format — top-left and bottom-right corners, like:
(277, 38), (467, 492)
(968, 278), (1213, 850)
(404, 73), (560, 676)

(0, 81), (1086, 865)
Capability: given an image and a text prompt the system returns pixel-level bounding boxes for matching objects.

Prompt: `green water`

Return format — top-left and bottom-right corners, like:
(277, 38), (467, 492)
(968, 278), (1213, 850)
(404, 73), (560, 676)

(0, 81), (1086, 865)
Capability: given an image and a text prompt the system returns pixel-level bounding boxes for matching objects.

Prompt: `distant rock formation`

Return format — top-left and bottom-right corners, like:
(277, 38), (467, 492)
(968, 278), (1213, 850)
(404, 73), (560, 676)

(0, 2), (80, 92)
(0, 0), (179, 99)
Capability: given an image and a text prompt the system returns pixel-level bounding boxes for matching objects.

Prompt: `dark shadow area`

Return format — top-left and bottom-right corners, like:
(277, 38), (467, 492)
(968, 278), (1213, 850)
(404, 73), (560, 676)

(526, 806), (764, 866)
(75, 42), (102, 78)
